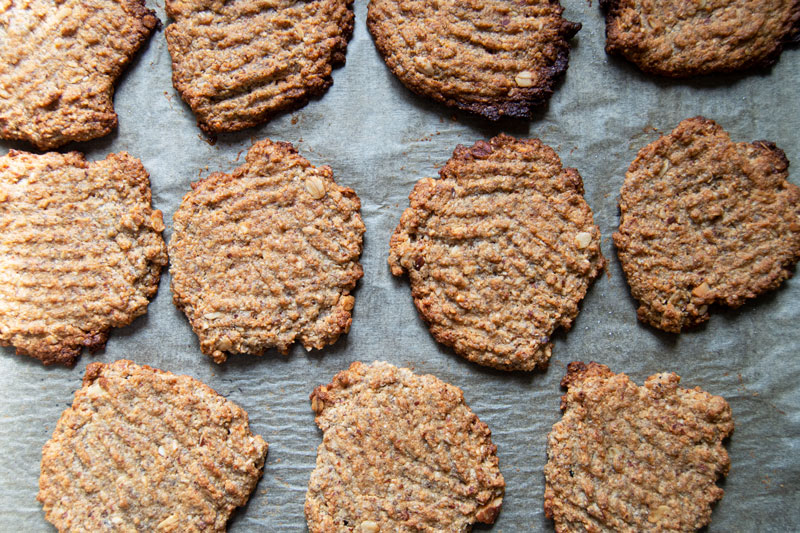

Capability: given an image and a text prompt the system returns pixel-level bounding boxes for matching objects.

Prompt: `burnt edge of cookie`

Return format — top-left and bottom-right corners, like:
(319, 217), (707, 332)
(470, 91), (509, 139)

(560, 361), (614, 392)
(367, 3), (580, 121)
(601, 0), (800, 77)
(183, 1), (355, 136)
(3, 330), (109, 367)
(457, 17), (581, 121)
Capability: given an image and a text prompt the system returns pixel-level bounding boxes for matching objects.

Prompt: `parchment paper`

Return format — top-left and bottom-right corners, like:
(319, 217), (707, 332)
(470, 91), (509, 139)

(1, 1), (798, 530)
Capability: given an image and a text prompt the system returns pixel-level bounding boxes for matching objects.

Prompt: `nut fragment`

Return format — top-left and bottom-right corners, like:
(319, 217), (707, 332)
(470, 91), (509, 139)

(361, 521), (380, 533)
(659, 159), (670, 176)
(647, 504), (672, 523)
(414, 57), (435, 76)
(515, 70), (534, 87)
(305, 176), (326, 199)
(692, 282), (711, 298)
(574, 232), (592, 249)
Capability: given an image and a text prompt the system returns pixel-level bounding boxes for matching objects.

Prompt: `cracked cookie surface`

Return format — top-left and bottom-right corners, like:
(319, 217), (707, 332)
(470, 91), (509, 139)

(602, 0), (800, 76)
(389, 135), (605, 371)
(38, 359), (268, 532)
(0, 150), (167, 365)
(169, 140), (364, 362)
(614, 117), (800, 332)
(306, 361), (505, 532)
(545, 361), (734, 532)
(166, 0), (354, 134)
(0, 0), (157, 149)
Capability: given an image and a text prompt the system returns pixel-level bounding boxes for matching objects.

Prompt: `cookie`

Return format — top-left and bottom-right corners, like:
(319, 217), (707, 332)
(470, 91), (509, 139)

(0, 0), (157, 149)
(38, 359), (268, 532)
(169, 140), (364, 363)
(0, 150), (167, 365)
(367, 0), (580, 120)
(544, 362), (734, 532)
(306, 361), (505, 532)
(602, 0), (800, 77)
(613, 117), (800, 333)
(389, 135), (605, 371)
(165, 0), (354, 134)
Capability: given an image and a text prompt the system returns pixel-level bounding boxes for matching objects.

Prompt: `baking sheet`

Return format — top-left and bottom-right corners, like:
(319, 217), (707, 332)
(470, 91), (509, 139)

(1, 0), (798, 530)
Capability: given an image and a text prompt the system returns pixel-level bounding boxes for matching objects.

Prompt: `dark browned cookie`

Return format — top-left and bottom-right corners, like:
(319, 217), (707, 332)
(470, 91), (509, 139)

(544, 361), (734, 532)
(306, 361), (505, 532)
(0, 150), (168, 365)
(367, 0), (580, 120)
(389, 135), (605, 371)
(614, 117), (800, 333)
(38, 359), (269, 532)
(169, 140), (364, 363)
(165, 0), (354, 134)
(0, 0), (157, 149)
(602, 0), (800, 77)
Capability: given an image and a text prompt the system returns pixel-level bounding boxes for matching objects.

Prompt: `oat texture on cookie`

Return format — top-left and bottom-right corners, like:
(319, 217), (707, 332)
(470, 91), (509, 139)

(389, 134), (605, 371)
(0, 0), (157, 149)
(601, 0), (800, 76)
(38, 360), (269, 532)
(0, 150), (168, 365)
(306, 361), (505, 532)
(614, 117), (800, 333)
(367, 0), (581, 120)
(544, 362), (734, 532)
(165, 0), (354, 134)
(169, 140), (364, 363)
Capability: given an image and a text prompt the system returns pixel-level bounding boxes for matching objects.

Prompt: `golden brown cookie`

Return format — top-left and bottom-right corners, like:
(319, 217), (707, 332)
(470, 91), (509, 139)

(602, 0), (800, 77)
(38, 359), (269, 532)
(0, 150), (167, 365)
(169, 140), (364, 363)
(306, 361), (505, 532)
(613, 117), (800, 333)
(389, 135), (605, 371)
(367, 0), (580, 120)
(165, 0), (354, 134)
(544, 361), (734, 532)
(0, 0), (157, 149)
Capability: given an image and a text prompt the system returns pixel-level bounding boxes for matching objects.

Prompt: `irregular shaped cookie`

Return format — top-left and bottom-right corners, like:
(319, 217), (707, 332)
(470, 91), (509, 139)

(601, 0), (800, 77)
(306, 361), (505, 532)
(165, 0), (354, 134)
(544, 362), (734, 532)
(0, 150), (167, 365)
(368, 0), (580, 120)
(614, 117), (800, 333)
(389, 135), (605, 371)
(38, 359), (269, 532)
(169, 140), (364, 363)
(0, 0), (157, 149)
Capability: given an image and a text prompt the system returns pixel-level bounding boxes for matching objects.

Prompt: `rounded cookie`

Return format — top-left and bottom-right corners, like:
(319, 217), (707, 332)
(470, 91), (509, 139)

(544, 361), (734, 532)
(0, 0), (157, 149)
(38, 359), (269, 532)
(389, 135), (605, 371)
(306, 361), (505, 532)
(613, 117), (800, 333)
(169, 140), (364, 363)
(165, 0), (354, 134)
(0, 150), (168, 365)
(367, 0), (581, 120)
(601, 0), (800, 77)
